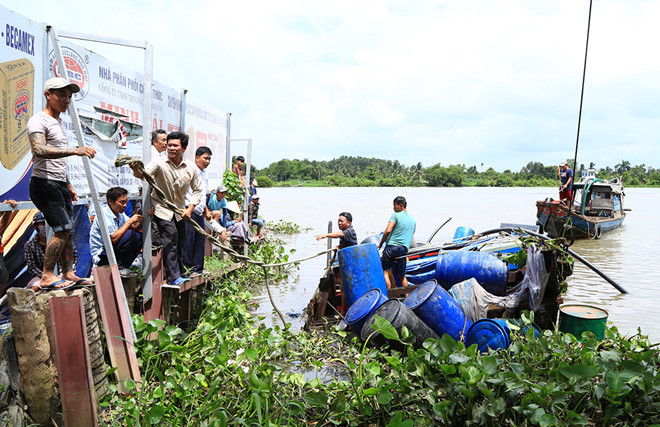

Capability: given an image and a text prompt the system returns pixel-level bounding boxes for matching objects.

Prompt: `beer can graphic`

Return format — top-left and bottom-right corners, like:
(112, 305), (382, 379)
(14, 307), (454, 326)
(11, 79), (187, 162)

(0, 58), (35, 170)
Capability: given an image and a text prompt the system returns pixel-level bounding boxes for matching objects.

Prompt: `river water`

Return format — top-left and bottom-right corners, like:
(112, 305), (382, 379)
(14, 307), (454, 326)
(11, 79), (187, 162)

(253, 186), (660, 342)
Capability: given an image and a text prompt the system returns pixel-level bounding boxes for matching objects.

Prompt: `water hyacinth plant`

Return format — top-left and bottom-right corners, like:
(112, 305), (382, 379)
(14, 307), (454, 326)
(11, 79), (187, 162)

(101, 235), (660, 426)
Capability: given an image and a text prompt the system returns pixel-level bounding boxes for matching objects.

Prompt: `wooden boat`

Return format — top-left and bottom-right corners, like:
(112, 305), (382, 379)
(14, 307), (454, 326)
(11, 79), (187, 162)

(305, 227), (572, 332)
(536, 175), (626, 239)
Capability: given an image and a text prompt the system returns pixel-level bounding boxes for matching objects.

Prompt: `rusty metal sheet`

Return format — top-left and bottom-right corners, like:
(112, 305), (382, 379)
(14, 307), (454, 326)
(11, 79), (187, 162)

(178, 275), (206, 293)
(49, 295), (98, 426)
(92, 265), (141, 392)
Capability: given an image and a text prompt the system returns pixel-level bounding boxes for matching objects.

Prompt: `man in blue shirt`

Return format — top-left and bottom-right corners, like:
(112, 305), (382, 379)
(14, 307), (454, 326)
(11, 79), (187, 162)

(89, 186), (143, 277)
(378, 196), (416, 289)
(208, 185), (229, 226)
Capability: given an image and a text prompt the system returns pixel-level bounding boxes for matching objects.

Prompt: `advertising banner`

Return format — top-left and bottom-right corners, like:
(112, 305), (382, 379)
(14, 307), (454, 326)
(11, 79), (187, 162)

(0, 4), (229, 201)
(183, 94), (228, 191)
(49, 40), (183, 196)
(0, 6), (44, 201)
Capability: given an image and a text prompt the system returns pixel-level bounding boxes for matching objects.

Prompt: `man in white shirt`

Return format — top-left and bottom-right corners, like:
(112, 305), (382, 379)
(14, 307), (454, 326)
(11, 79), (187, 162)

(184, 146), (214, 275)
(150, 129), (167, 160)
(89, 186), (143, 276)
(148, 129), (167, 247)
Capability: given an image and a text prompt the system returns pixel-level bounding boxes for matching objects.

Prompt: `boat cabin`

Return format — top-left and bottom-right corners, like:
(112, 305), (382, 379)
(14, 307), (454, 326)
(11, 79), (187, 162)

(571, 178), (624, 219)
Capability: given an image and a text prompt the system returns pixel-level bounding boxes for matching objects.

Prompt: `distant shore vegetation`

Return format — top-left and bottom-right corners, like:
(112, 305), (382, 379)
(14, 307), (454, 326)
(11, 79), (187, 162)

(249, 157), (659, 188)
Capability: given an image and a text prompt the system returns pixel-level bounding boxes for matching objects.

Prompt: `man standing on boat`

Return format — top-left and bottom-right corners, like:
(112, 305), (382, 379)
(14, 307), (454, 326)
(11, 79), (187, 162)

(130, 132), (203, 287)
(377, 196), (416, 289)
(557, 161), (574, 205)
(315, 212), (357, 249)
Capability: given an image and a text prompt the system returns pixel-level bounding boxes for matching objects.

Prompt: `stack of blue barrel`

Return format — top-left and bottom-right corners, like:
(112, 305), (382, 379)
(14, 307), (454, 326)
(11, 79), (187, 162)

(339, 242), (539, 352)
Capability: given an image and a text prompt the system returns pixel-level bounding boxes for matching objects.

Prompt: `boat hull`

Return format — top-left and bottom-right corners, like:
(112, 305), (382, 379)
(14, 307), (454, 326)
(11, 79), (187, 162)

(536, 200), (625, 239)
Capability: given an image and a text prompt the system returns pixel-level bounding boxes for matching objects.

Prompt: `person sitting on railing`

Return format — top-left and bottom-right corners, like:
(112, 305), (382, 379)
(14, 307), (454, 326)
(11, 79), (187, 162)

(247, 196), (265, 237)
(208, 185), (229, 226)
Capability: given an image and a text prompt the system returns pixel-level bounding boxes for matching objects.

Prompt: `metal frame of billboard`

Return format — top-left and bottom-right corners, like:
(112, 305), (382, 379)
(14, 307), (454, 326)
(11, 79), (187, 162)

(228, 137), (253, 255)
(49, 26), (156, 300)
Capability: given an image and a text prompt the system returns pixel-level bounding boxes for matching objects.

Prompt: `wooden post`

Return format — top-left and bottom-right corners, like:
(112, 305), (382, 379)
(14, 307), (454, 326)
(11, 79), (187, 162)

(92, 265), (141, 392)
(50, 296), (98, 426)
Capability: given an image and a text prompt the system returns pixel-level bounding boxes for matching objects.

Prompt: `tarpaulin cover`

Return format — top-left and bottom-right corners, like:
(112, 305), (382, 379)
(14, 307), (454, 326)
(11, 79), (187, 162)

(447, 244), (550, 320)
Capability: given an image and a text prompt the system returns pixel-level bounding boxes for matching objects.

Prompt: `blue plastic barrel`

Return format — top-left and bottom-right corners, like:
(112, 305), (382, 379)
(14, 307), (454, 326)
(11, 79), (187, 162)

(435, 251), (509, 296)
(466, 318), (540, 353)
(453, 226), (475, 241)
(345, 289), (388, 335)
(360, 299), (440, 350)
(338, 243), (388, 309)
(403, 280), (473, 342)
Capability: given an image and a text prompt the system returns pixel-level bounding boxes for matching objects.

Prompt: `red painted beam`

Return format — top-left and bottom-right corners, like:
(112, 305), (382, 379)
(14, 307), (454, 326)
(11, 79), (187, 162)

(49, 296), (98, 426)
(92, 265), (141, 392)
(143, 248), (165, 323)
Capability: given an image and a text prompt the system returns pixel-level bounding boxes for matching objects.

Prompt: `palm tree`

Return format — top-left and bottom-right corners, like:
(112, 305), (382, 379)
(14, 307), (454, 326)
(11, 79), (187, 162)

(615, 160), (631, 175)
(411, 162), (423, 183)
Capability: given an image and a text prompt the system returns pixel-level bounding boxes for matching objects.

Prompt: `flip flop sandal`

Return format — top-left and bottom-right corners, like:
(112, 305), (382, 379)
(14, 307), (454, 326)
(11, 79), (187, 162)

(70, 279), (95, 289)
(39, 279), (73, 291)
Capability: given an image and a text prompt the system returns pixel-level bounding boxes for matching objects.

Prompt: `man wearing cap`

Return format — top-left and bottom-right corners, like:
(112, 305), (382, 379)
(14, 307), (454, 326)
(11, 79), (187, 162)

(129, 131), (202, 287)
(24, 211), (79, 290)
(208, 185), (229, 226)
(557, 161), (574, 205)
(183, 146), (215, 275)
(27, 77), (96, 289)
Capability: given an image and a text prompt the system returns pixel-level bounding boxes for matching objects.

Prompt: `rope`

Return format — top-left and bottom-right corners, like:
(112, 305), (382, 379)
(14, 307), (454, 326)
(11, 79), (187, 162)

(117, 155), (335, 325)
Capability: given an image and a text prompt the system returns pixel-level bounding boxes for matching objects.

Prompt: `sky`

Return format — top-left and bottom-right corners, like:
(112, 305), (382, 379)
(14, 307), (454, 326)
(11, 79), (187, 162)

(5, 0), (660, 172)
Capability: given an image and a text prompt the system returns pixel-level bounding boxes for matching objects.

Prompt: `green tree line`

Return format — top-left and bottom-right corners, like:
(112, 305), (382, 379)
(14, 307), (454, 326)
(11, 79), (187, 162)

(249, 157), (660, 188)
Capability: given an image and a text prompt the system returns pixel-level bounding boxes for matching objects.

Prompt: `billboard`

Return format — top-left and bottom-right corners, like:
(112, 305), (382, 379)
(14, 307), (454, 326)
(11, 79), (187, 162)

(0, 7), (44, 200)
(0, 4), (229, 201)
(183, 94), (228, 191)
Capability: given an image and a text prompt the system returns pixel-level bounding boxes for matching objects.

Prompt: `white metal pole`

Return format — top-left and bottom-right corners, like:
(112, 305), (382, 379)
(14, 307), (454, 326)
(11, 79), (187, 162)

(48, 27), (117, 266)
(141, 42), (154, 301)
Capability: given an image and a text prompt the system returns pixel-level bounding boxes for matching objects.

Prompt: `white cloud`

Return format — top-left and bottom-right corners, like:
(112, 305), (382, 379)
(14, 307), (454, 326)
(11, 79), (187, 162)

(7, 0), (660, 171)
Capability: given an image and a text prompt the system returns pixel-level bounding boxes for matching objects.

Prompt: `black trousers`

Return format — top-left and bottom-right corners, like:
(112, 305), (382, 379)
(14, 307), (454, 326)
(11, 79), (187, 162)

(154, 216), (187, 282)
(184, 212), (206, 274)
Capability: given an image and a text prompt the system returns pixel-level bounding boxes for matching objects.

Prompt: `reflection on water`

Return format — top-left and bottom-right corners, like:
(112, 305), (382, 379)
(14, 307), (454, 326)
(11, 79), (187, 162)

(252, 187), (660, 342)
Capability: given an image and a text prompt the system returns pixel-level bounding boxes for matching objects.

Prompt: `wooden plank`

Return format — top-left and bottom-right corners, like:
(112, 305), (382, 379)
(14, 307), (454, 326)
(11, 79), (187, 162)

(92, 265), (141, 392)
(49, 296), (98, 427)
(143, 248), (165, 323)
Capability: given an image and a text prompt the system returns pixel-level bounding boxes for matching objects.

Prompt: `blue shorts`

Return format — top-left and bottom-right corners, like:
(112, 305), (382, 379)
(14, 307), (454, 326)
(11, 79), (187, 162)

(29, 177), (73, 232)
(381, 245), (407, 279)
